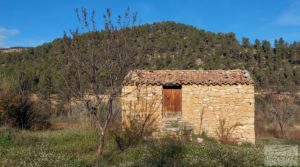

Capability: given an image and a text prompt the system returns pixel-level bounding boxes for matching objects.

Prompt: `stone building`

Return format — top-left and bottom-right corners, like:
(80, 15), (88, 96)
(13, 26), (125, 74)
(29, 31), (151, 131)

(121, 70), (255, 144)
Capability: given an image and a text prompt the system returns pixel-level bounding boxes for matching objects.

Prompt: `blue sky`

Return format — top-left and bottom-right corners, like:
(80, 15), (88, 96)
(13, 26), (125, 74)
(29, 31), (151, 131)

(0, 0), (300, 48)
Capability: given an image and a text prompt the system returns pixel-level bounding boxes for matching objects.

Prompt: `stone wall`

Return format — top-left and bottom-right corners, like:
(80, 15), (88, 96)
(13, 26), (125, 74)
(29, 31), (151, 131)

(181, 85), (255, 144)
(121, 85), (163, 128)
(122, 84), (255, 144)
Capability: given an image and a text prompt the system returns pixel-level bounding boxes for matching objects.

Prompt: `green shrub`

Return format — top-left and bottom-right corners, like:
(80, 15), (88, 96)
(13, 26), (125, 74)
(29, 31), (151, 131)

(183, 142), (263, 167)
(0, 132), (12, 144)
(134, 138), (185, 167)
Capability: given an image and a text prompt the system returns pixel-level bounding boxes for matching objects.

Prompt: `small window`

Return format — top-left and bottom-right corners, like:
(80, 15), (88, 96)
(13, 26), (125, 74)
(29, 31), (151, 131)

(162, 85), (182, 113)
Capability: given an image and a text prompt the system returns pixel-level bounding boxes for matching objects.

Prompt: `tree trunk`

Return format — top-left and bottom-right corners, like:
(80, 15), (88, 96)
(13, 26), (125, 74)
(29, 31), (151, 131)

(279, 122), (286, 138)
(67, 97), (72, 118)
(97, 133), (105, 157)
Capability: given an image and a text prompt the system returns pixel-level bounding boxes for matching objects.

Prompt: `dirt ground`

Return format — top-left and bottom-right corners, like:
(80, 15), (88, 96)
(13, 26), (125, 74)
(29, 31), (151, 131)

(256, 124), (300, 140)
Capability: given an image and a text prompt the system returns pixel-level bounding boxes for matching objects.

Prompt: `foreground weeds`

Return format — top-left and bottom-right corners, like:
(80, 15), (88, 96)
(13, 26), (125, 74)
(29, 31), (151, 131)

(0, 128), (97, 167)
(133, 139), (263, 167)
(1, 144), (84, 167)
(1, 127), (299, 166)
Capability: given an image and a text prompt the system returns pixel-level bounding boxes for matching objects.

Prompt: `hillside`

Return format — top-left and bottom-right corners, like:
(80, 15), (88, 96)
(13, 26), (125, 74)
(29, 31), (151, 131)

(0, 22), (300, 94)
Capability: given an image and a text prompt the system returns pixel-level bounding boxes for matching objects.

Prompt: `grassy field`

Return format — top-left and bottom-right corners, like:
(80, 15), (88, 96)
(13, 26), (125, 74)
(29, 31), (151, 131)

(0, 127), (97, 166)
(0, 126), (299, 167)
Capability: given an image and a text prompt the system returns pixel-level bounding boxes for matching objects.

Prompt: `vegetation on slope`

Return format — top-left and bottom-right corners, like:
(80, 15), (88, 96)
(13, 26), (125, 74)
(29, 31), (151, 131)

(1, 22), (300, 96)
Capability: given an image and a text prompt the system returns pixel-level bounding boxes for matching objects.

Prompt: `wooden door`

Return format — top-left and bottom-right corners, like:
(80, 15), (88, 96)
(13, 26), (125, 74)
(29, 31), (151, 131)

(163, 86), (182, 112)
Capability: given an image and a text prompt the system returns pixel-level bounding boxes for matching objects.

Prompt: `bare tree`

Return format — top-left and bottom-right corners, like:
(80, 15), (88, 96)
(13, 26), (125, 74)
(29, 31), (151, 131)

(268, 94), (295, 138)
(60, 8), (138, 157)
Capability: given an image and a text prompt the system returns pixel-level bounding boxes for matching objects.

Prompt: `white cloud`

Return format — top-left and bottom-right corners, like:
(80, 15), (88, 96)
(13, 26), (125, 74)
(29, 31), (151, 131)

(276, 1), (300, 26)
(0, 27), (20, 48)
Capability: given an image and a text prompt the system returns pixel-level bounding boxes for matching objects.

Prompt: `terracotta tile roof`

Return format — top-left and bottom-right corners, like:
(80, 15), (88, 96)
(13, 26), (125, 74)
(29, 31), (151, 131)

(123, 70), (254, 86)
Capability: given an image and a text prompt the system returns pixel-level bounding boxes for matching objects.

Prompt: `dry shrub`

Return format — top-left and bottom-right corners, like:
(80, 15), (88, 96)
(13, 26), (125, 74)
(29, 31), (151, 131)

(256, 94), (298, 139)
(268, 94), (296, 138)
(112, 112), (157, 150)
(256, 123), (300, 140)
(0, 87), (50, 130)
(255, 122), (282, 138)
(113, 87), (160, 150)
(216, 118), (242, 145)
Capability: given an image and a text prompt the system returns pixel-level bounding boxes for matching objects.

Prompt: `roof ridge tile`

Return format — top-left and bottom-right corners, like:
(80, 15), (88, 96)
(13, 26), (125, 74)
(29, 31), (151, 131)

(123, 69), (254, 86)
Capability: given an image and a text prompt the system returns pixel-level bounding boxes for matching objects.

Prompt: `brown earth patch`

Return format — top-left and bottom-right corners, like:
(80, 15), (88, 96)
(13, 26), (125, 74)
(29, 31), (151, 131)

(50, 122), (91, 130)
(256, 126), (300, 140)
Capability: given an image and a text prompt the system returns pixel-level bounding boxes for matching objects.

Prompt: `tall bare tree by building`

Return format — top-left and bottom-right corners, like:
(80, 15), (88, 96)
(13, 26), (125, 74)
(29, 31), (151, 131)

(60, 8), (138, 157)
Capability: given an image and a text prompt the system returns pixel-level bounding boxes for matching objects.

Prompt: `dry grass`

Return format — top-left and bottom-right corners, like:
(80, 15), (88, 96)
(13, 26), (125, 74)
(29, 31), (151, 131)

(256, 125), (300, 140)
(50, 122), (91, 130)
(215, 118), (242, 145)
